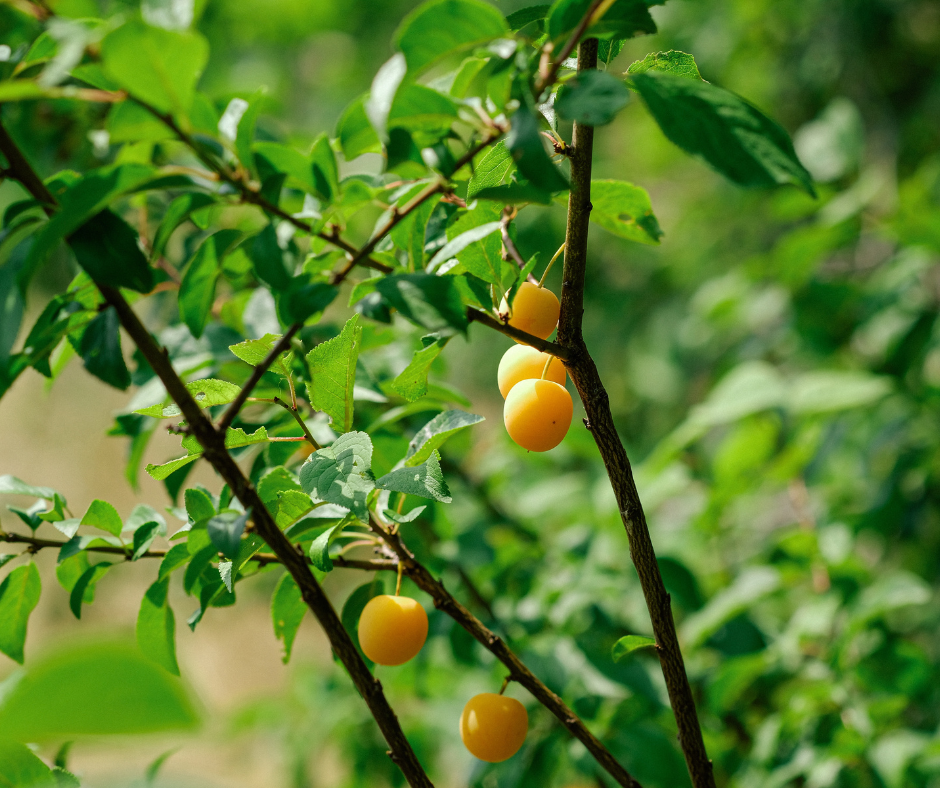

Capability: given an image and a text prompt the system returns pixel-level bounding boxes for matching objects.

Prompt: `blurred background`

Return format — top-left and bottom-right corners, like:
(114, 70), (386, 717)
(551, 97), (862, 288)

(1, 0), (940, 786)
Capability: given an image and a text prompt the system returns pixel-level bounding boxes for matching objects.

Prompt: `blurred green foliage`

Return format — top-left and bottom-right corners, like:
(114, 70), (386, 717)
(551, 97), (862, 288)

(0, 0), (938, 787)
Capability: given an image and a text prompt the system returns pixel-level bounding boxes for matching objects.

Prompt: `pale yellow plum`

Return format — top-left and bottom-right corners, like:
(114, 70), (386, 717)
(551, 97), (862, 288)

(357, 595), (428, 666)
(497, 344), (566, 398)
(459, 693), (528, 763)
(499, 282), (560, 340)
(503, 379), (573, 452)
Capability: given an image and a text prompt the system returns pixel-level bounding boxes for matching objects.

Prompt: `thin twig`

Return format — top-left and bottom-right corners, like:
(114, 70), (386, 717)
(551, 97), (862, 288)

(217, 325), (301, 432)
(555, 40), (716, 788)
(499, 207), (539, 285)
(272, 396), (320, 449)
(534, 0), (607, 96)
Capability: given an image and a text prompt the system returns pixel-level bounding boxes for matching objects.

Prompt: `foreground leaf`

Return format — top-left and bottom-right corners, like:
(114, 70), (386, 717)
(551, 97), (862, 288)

(137, 578), (180, 676)
(79, 307), (131, 390)
(306, 314), (362, 433)
(376, 450), (452, 502)
(272, 573), (307, 664)
(626, 50), (702, 80)
(69, 563), (112, 619)
(79, 499), (123, 537)
(589, 180), (662, 244)
(376, 274), (468, 332)
(298, 432), (375, 521)
(207, 509), (250, 559)
(69, 210), (155, 294)
(387, 337), (449, 402)
(0, 564), (41, 664)
(0, 739), (54, 787)
(0, 641), (197, 738)
(555, 70), (630, 126)
(612, 634), (657, 661)
(229, 333), (293, 378)
(405, 409), (485, 466)
(631, 71), (815, 195)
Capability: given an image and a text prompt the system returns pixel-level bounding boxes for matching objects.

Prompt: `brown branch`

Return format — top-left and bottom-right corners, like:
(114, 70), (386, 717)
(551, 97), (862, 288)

(272, 396), (320, 449)
(467, 308), (572, 360)
(368, 515), (642, 788)
(0, 122), (435, 788)
(534, 0), (607, 96)
(555, 40), (716, 788)
(499, 208), (539, 285)
(217, 326), (301, 432)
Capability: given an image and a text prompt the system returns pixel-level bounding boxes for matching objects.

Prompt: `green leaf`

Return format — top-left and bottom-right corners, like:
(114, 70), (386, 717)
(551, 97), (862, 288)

(611, 634), (657, 662)
(506, 107), (568, 192)
(229, 333), (293, 378)
(376, 450), (452, 502)
(387, 337), (449, 402)
(258, 467), (302, 509)
(184, 487), (215, 523)
(548, 0), (658, 42)
(376, 274), (469, 332)
(69, 562), (112, 619)
(309, 522), (346, 572)
(467, 141), (515, 200)
(151, 193), (217, 261)
(273, 490), (315, 529)
(310, 135), (340, 201)
(132, 521), (162, 560)
(69, 210), (155, 294)
(306, 314), (362, 433)
(207, 509), (250, 559)
(388, 183), (441, 270)
(276, 277), (339, 326)
(0, 739), (54, 788)
(158, 543), (191, 582)
(246, 224), (291, 291)
(298, 432), (375, 521)
(366, 53), (407, 142)
(0, 564), (41, 664)
(271, 572), (307, 664)
(389, 85), (459, 146)
(626, 50), (702, 80)
(218, 560), (233, 593)
(428, 221), (503, 273)
(101, 21), (209, 115)
(588, 180), (662, 244)
(631, 71), (816, 195)
(336, 95), (382, 160)
(145, 454), (200, 481)
(382, 505), (426, 524)
(80, 499), (123, 537)
(555, 70), (630, 126)
(79, 307), (131, 391)
(179, 230), (242, 339)
(135, 378), (242, 418)
(788, 371), (891, 415)
(395, 0), (509, 75)
(442, 202), (512, 284)
(0, 641), (197, 738)
(507, 5), (550, 31)
(146, 427), (268, 480)
(136, 587), (180, 676)
(0, 476), (57, 500)
(405, 409), (485, 466)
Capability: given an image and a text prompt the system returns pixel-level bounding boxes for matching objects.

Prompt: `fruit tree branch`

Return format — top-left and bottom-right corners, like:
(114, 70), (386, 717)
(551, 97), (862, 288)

(368, 515), (642, 788)
(555, 40), (716, 788)
(467, 308), (572, 360)
(0, 120), (435, 788)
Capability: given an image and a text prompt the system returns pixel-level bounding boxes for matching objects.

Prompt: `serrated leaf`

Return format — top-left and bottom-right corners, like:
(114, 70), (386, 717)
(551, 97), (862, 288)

(273, 490), (315, 529)
(376, 274), (468, 332)
(428, 221), (502, 271)
(395, 0), (509, 75)
(555, 70), (630, 126)
(218, 560), (233, 593)
(145, 455), (200, 482)
(146, 427), (268, 481)
(101, 20), (208, 115)
(80, 499), (123, 537)
(69, 562), (112, 619)
(229, 333), (293, 379)
(135, 379), (241, 418)
(506, 107), (569, 193)
(79, 307), (131, 391)
(387, 337), (449, 402)
(382, 505), (426, 524)
(626, 50), (701, 80)
(588, 180), (662, 244)
(0, 641), (197, 737)
(0, 740), (54, 787)
(611, 634), (657, 661)
(405, 409), (485, 466)
(631, 71), (815, 195)
(306, 314), (361, 433)
(298, 431), (375, 521)
(207, 509), (250, 560)
(271, 573), (306, 664)
(0, 563), (41, 664)
(377, 450), (452, 502)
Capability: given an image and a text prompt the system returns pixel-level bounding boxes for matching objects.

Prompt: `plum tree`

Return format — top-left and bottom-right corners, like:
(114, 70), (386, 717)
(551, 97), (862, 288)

(504, 379), (574, 452)
(497, 344), (567, 398)
(459, 693), (528, 763)
(357, 595), (428, 666)
(499, 282), (561, 340)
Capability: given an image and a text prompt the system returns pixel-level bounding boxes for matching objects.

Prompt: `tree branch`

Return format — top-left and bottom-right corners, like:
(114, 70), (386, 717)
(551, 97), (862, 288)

(534, 0), (607, 96)
(556, 40), (716, 788)
(0, 121), (435, 788)
(467, 308), (572, 360)
(368, 515), (642, 788)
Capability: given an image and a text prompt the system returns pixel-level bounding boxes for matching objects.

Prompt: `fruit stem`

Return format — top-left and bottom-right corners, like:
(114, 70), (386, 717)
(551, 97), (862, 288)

(498, 675), (511, 695)
(396, 560), (404, 596)
(538, 243), (565, 288)
(539, 355), (553, 381)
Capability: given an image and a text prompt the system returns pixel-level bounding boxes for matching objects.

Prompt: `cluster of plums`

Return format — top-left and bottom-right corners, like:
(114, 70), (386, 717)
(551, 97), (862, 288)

(498, 282), (573, 452)
(358, 594), (529, 762)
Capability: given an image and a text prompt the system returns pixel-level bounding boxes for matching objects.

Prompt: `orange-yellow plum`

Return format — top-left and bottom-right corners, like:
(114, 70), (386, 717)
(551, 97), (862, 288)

(497, 345), (566, 398)
(503, 379), (573, 452)
(499, 282), (560, 340)
(459, 693), (528, 762)
(357, 595), (428, 666)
